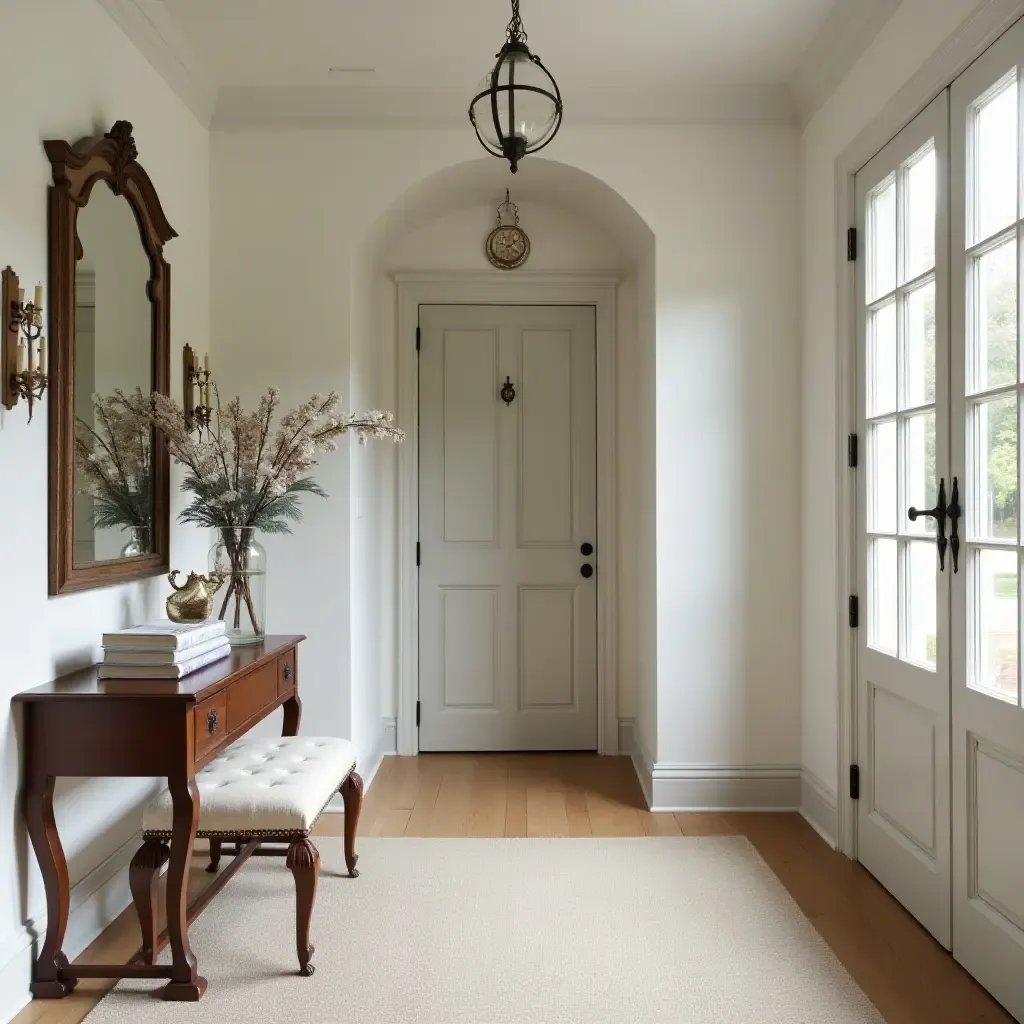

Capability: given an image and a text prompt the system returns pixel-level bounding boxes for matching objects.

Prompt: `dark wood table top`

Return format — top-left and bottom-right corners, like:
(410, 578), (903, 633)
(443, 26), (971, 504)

(12, 635), (305, 704)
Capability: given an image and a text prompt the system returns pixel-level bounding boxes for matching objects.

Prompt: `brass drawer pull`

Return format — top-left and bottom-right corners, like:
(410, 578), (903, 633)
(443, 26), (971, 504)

(283, 663), (292, 681)
(207, 709), (219, 735)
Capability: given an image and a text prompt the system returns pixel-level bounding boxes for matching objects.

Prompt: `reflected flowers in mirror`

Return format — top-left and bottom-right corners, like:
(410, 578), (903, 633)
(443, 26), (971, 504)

(74, 388), (153, 553)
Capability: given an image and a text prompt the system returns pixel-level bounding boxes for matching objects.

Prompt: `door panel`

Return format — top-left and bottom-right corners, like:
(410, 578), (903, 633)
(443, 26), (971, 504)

(856, 91), (952, 948)
(418, 305), (598, 751)
(951, 21), (1024, 1017)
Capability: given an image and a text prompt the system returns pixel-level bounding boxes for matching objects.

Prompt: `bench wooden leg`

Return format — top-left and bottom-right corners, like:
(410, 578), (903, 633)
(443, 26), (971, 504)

(286, 839), (319, 976)
(129, 839), (169, 965)
(340, 771), (363, 878)
(206, 839), (221, 873)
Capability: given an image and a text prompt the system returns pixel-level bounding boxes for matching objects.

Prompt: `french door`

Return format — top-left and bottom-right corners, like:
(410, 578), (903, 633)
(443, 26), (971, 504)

(856, 18), (1024, 1017)
(951, 23), (1024, 1020)
(856, 92), (952, 949)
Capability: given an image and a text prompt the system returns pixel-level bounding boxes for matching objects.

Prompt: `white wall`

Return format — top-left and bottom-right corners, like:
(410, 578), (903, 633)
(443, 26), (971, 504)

(800, 0), (986, 814)
(0, 1), (210, 1017)
(212, 121), (801, 787)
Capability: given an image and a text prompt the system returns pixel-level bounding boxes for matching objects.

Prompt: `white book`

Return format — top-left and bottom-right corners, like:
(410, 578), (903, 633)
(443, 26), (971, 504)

(98, 642), (232, 680)
(102, 619), (227, 652)
(103, 636), (231, 666)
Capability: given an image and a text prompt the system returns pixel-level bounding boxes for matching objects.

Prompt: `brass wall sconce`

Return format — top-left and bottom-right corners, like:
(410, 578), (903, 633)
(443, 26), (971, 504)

(183, 343), (212, 433)
(2, 266), (48, 423)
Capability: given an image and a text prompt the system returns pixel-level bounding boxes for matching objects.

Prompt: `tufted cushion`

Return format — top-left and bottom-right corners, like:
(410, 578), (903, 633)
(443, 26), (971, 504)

(142, 736), (356, 839)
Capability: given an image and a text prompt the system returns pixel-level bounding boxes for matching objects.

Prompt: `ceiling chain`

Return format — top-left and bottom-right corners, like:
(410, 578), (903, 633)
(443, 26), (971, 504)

(505, 0), (527, 43)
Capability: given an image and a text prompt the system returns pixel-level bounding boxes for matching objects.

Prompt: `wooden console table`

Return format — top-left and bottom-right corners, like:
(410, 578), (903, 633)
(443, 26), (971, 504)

(12, 634), (306, 1001)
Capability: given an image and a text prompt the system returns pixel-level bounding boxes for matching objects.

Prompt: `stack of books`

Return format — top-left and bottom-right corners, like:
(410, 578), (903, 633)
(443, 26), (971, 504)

(99, 620), (231, 680)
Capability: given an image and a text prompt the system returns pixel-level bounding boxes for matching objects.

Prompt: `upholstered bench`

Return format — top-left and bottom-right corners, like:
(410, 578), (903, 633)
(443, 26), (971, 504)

(131, 736), (362, 977)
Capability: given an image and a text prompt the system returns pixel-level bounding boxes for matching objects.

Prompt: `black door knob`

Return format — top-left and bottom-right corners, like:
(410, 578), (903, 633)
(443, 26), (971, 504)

(580, 542), (594, 556)
(580, 563), (594, 578)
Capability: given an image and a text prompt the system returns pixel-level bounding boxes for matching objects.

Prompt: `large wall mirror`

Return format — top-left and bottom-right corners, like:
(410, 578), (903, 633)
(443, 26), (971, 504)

(46, 121), (175, 595)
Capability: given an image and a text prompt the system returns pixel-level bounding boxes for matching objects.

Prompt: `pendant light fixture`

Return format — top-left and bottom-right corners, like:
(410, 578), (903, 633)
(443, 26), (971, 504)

(468, 0), (562, 173)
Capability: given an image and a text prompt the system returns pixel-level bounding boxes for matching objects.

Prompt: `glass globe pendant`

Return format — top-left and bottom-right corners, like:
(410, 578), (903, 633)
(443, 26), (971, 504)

(468, 0), (562, 173)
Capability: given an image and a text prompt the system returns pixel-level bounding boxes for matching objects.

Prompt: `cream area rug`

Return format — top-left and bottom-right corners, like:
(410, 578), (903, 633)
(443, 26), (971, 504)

(86, 838), (884, 1023)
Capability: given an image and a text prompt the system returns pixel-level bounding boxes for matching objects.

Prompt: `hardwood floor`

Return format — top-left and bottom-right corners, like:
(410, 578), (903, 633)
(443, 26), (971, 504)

(12, 753), (1014, 1024)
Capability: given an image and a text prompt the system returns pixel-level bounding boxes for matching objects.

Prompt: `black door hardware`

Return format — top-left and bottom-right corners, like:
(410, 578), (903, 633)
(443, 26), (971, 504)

(500, 377), (516, 405)
(908, 478), (948, 571)
(580, 563), (594, 579)
(580, 542), (594, 556)
(947, 477), (961, 574)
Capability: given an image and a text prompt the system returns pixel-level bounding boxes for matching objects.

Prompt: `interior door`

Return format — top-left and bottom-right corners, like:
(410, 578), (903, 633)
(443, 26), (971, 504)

(950, 23), (1024, 1019)
(855, 92), (952, 947)
(417, 304), (598, 751)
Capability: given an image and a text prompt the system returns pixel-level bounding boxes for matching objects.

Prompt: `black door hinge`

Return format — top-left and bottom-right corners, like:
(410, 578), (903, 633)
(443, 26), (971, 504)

(849, 764), (860, 800)
(847, 227), (858, 262)
(848, 595), (859, 629)
(416, 541), (421, 567)
(415, 326), (421, 352)
(416, 700), (421, 727)
(847, 433), (858, 468)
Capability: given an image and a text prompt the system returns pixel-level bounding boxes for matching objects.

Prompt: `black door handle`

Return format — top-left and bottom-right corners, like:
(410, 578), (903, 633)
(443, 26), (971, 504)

(580, 563), (594, 579)
(947, 477), (961, 574)
(908, 477), (948, 572)
(581, 542), (594, 556)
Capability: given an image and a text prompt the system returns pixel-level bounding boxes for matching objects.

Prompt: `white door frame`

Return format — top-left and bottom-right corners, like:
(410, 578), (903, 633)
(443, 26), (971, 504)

(833, 1), (1024, 857)
(395, 272), (620, 757)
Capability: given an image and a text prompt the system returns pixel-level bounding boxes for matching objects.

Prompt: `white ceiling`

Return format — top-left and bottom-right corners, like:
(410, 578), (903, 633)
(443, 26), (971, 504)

(103, 0), (904, 127)
(160, 0), (834, 91)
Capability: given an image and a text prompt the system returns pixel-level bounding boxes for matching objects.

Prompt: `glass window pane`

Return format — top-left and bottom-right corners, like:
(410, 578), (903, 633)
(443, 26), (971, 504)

(904, 411), (937, 536)
(868, 299), (897, 416)
(904, 147), (936, 282)
(970, 239), (1017, 392)
(973, 79), (1018, 244)
(870, 537), (898, 656)
(869, 177), (897, 301)
(971, 548), (1018, 703)
(973, 393), (1018, 542)
(903, 281), (936, 408)
(906, 541), (937, 670)
(869, 420), (898, 533)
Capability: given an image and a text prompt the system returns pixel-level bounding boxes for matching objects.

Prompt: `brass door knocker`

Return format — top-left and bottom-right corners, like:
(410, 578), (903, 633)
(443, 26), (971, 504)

(500, 376), (516, 405)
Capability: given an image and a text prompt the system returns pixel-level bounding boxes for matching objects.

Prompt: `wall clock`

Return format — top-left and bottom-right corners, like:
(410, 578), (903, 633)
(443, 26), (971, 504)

(485, 190), (530, 270)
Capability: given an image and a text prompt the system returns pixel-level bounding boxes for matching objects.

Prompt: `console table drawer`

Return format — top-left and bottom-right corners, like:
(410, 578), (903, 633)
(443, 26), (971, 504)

(226, 663), (278, 732)
(194, 692), (227, 761)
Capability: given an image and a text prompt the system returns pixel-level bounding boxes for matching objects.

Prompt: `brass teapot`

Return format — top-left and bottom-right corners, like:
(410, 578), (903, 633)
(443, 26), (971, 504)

(166, 570), (225, 624)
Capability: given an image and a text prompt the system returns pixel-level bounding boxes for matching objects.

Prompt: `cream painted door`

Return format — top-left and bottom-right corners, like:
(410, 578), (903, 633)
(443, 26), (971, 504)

(855, 93), (952, 947)
(417, 304), (598, 751)
(950, 24), (1024, 1019)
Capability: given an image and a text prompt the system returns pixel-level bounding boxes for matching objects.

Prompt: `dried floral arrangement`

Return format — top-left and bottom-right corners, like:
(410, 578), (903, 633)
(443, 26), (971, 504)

(74, 390), (153, 536)
(147, 387), (402, 532)
(132, 386), (403, 634)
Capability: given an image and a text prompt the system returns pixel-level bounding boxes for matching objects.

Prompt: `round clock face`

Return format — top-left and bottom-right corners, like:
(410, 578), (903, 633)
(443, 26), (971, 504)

(486, 225), (530, 269)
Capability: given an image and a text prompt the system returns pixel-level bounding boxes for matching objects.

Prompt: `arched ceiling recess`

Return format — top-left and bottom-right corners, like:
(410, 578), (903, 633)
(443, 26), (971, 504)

(360, 157), (655, 269)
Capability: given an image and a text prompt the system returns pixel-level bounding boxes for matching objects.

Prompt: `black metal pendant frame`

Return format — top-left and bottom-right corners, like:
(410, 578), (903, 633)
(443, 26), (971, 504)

(469, 38), (563, 173)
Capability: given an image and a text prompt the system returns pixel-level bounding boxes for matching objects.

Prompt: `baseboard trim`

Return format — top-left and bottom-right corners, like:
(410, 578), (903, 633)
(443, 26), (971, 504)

(649, 763), (801, 812)
(382, 717), (397, 756)
(323, 719), (392, 813)
(618, 718), (654, 809)
(0, 827), (142, 1023)
(799, 768), (839, 849)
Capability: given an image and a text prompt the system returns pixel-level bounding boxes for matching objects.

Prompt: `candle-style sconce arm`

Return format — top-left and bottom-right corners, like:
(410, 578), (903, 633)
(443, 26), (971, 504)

(183, 343), (213, 434)
(2, 266), (48, 423)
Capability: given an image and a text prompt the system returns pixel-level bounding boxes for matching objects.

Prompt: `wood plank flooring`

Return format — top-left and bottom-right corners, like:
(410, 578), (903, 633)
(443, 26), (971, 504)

(13, 754), (1014, 1024)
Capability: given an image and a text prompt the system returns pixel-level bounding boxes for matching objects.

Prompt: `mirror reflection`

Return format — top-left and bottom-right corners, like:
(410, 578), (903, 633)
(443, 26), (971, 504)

(73, 183), (155, 563)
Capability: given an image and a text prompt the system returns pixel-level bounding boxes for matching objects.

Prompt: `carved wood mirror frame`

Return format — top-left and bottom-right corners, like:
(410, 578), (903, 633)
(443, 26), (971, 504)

(46, 121), (175, 596)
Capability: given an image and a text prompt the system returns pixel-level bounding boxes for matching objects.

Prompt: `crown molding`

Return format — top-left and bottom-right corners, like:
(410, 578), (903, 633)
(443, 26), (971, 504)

(790, 0), (904, 126)
(210, 83), (798, 132)
(96, 0), (218, 127)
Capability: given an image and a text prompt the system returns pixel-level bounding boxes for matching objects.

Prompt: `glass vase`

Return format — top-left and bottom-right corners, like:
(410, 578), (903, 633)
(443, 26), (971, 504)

(120, 526), (150, 558)
(209, 527), (267, 646)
